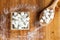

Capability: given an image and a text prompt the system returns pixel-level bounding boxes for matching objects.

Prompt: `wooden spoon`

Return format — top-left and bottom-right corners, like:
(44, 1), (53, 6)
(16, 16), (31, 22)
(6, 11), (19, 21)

(39, 0), (59, 26)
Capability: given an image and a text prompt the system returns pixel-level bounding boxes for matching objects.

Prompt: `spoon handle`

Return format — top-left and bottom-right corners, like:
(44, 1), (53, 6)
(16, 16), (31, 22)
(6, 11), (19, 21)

(48, 0), (59, 9)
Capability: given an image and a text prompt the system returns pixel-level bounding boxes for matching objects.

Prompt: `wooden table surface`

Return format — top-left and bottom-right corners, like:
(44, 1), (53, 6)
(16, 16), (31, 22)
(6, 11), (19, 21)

(0, 0), (60, 40)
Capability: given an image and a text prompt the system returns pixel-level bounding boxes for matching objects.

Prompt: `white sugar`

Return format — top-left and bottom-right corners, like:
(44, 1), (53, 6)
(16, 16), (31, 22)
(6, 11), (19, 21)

(50, 10), (54, 13)
(46, 8), (50, 12)
(42, 16), (46, 20)
(21, 12), (24, 16)
(14, 12), (18, 16)
(40, 19), (43, 23)
(45, 19), (49, 24)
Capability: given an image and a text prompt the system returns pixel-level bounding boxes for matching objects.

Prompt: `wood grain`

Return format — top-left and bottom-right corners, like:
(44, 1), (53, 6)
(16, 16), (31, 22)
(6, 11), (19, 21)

(0, 0), (60, 40)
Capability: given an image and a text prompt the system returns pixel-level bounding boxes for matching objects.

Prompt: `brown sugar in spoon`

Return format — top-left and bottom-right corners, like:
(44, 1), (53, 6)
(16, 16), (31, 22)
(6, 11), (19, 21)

(39, 0), (59, 26)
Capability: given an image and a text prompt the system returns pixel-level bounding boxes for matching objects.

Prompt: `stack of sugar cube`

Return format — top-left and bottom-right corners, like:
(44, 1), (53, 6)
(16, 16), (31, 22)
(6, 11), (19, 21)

(11, 12), (30, 30)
